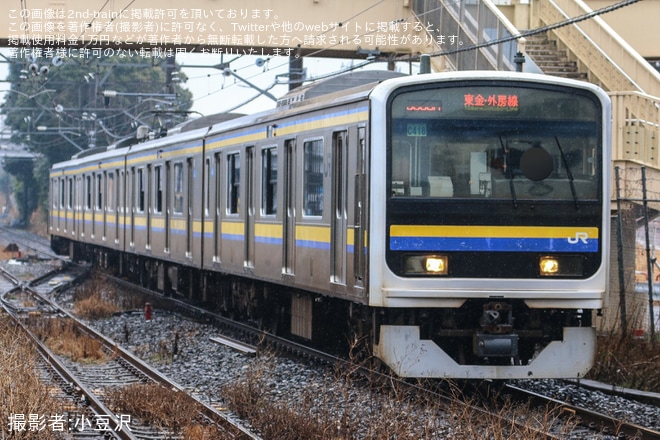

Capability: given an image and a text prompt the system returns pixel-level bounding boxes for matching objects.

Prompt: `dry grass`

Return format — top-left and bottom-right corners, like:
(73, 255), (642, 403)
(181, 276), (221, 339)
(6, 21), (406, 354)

(0, 316), (65, 440)
(589, 304), (660, 392)
(29, 317), (107, 363)
(588, 332), (660, 392)
(220, 351), (572, 440)
(72, 276), (144, 316)
(73, 295), (121, 319)
(104, 383), (227, 438)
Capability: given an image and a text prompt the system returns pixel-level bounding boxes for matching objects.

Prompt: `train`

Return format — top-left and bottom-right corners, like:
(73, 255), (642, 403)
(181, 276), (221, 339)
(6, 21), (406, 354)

(49, 70), (611, 379)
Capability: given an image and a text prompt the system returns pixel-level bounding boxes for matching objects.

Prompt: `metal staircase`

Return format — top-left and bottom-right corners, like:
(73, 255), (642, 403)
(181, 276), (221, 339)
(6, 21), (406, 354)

(410, 0), (521, 72)
(523, 32), (587, 80)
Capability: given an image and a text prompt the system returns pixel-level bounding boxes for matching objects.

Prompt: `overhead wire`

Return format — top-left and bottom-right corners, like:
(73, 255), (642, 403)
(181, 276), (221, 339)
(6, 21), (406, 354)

(78, 0), (137, 51)
(188, 0), (392, 112)
(76, 0), (111, 41)
(18, 0), (32, 48)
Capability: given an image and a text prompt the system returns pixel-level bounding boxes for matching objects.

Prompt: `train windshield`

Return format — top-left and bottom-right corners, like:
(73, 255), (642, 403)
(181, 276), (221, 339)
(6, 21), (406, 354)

(388, 83), (602, 202)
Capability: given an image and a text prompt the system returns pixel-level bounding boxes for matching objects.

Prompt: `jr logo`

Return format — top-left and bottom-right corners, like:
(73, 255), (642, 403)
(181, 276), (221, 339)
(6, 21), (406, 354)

(567, 232), (589, 245)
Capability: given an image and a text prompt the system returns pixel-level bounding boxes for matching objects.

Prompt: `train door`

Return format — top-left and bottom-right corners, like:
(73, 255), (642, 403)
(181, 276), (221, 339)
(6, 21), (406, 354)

(95, 173), (102, 238)
(56, 178), (61, 232)
(103, 171), (108, 241)
(73, 177), (79, 236)
(165, 161), (171, 252)
(61, 178), (66, 233)
(331, 131), (348, 285)
(90, 174), (95, 237)
(64, 177), (73, 232)
(203, 156), (211, 264)
(108, 171), (114, 240)
(283, 139), (296, 275)
(83, 175), (90, 238)
(146, 165), (152, 250)
(129, 167), (136, 248)
(153, 165), (162, 248)
(137, 167), (146, 248)
(61, 178), (65, 232)
(354, 127), (367, 285)
(117, 169), (123, 245)
(213, 153), (221, 261)
(186, 158), (194, 258)
(245, 146), (255, 268)
(69, 176), (78, 237)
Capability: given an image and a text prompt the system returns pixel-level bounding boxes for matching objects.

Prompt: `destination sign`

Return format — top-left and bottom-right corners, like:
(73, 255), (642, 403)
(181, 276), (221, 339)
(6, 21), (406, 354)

(405, 102), (443, 113)
(464, 93), (519, 111)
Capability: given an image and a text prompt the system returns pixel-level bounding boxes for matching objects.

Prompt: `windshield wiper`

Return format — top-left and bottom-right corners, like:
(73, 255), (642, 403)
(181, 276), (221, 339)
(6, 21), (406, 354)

(498, 135), (518, 208)
(554, 136), (579, 209)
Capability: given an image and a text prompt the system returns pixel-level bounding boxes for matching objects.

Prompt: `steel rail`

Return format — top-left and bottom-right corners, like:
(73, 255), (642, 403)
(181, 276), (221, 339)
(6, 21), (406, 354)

(5, 312), (139, 440)
(504, 383), (660, 440)
(33, 276), (261, 440)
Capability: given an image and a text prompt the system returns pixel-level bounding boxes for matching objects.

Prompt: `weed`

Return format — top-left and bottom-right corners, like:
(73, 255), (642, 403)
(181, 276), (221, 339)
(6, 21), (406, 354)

(588, 332), (660, 391)
(29, 317), (106, 363)
(0, 317), (66, 440)
(105, 383), (214, 435)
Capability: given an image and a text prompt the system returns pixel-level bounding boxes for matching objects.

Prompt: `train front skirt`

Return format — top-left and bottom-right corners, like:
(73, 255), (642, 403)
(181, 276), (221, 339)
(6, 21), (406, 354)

(374, 325), (596, 379)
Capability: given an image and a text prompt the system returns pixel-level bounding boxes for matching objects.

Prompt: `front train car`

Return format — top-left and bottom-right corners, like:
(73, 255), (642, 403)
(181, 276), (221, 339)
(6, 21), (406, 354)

(369, 71), (611, 379)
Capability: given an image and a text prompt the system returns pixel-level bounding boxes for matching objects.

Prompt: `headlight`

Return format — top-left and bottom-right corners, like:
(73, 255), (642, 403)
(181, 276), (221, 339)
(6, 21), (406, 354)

(539, 256), (559, 275)
(539, 255), (584, 277)
(405, 255), (449, 275)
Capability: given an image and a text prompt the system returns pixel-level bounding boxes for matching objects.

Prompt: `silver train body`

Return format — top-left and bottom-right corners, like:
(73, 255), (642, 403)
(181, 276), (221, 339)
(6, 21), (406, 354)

(50, 71), (611, 379)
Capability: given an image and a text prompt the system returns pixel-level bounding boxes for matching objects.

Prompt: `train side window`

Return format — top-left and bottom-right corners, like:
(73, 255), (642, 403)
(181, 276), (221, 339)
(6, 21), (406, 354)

(68, 178), (74, 209)
(137, 168), (145, 213)
(262, 147), (277, 215)
(96, 173), (103, 211)
(303, 138), (324, 217)
(78, 177), (82, 209)
(173, 162), (184, 214)
(52, 179), (57, 209)
(60, 179), (65, 208)
(84, 175), (91, 210)
(154, 165), (163, 214)
(107, 172), (115, 212)
(227, 153), (240, 214)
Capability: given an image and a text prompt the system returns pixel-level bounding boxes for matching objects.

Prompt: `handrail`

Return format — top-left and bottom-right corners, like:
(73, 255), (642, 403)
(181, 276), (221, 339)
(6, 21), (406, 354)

(610, 91), (660, 169)
(536, 0), (660, 96)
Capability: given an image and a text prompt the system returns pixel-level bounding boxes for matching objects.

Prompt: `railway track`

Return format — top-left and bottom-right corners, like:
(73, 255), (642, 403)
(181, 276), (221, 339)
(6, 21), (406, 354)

(0, 225), (62, 259)
(1, 227), (658, 438)
(109, 272), (660, 440)
(501, 382), (660, 440)
(0, 261), (261, 439)
(100, 272), (660, 439)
